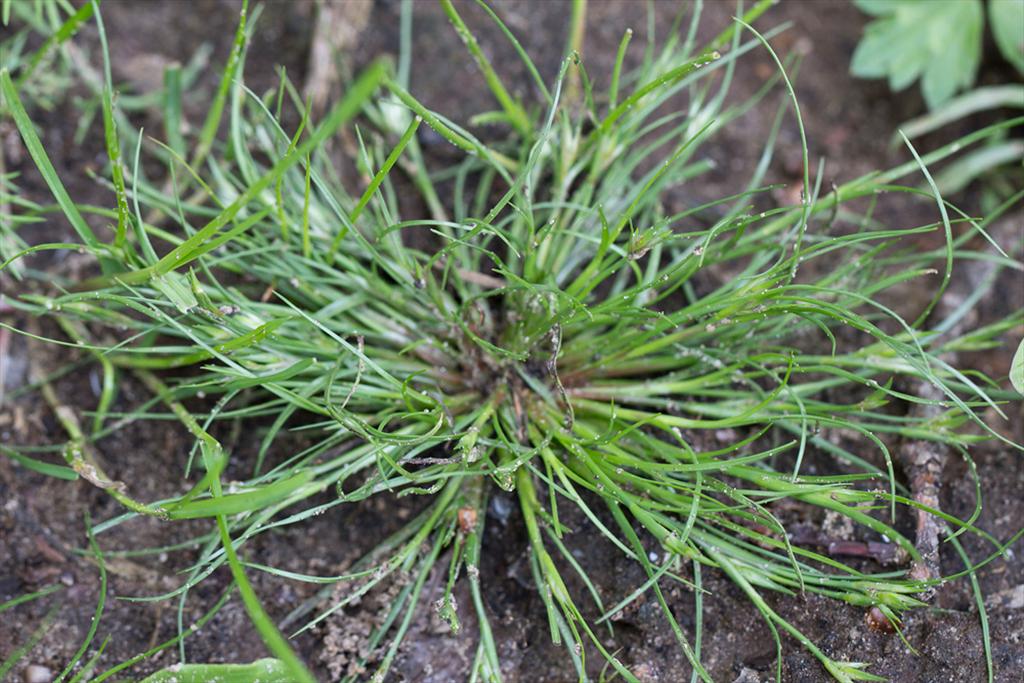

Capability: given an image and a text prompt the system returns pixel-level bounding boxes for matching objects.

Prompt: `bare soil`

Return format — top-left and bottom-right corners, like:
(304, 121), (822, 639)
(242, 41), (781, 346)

(2, 1), (1022, 682)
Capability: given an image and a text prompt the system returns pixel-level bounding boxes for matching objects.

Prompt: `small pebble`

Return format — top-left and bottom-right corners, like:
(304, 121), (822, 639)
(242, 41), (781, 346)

(23, 664), (53, 683)
(865, 606), (895, 634)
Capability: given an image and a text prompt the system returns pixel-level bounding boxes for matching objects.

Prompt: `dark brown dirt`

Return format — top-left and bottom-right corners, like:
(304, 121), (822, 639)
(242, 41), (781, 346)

(2, 1), (1022, 682)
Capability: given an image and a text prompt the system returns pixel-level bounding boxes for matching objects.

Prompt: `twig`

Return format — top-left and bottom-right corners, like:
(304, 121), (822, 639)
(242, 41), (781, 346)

(305, 0), (373, 118)
(27, 321), (166, 518)
(899, 381), (948, 591)
(788, 527), (907, 566)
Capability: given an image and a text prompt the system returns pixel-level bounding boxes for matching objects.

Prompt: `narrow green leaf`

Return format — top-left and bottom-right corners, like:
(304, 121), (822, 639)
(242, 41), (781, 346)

(1, 69), (103, 250)
(91, 0), (131, 252)
(140, 658), (291, 683)
(0, 584), (63, 614)
(192, 0), (249, 171)
(151, 271), (198, 313)
(54, 515), (106, 683)
(13, 1), (94, 88)
(163, 470), (315, 519)
(0, 445), (79, 480)
(163, 62), (186, 157)
(150, 60), (388, 277)
(0, 605), (60, 680)
(440, 0), (531, 136)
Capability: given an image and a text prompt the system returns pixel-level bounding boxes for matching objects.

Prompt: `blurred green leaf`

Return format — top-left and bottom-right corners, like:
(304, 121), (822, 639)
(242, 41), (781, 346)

(852, 0), (983, 109)
(1011, 338), (1024, 395)
(932, 140), (1024, 194)
(855, 0), (902, 16)
(898, 85), (1024, 141)
(990, 0), (1024, 74)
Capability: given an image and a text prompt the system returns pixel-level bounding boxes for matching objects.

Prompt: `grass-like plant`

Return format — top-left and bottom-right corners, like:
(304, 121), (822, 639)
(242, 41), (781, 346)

(2, 0), (1022, 681)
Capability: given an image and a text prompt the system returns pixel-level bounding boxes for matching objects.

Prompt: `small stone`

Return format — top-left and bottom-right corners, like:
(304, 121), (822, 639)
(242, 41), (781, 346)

(731, 668), (762, 683)
(23, 664), (53, 683)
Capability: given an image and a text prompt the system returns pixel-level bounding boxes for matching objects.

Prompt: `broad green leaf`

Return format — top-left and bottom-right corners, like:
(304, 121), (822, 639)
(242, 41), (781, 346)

(921, 1), (983, 109)
(851, 0), (984, 109)
(1011, 338), (1024, 396)
(990, 0), (1024, 74)
(854, 0), (899, 15)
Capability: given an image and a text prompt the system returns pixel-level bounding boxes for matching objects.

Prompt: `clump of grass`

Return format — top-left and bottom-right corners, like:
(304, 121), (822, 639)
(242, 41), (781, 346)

(1, 0), (89, 278)
(0, 0), (211, 278)
(2, 0), (1022, 681)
